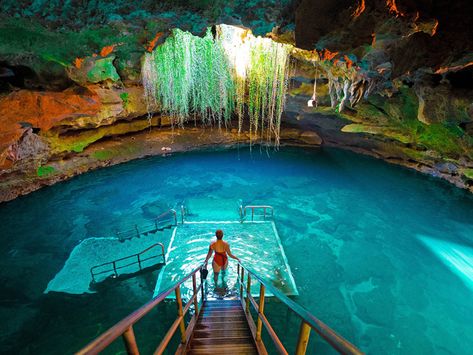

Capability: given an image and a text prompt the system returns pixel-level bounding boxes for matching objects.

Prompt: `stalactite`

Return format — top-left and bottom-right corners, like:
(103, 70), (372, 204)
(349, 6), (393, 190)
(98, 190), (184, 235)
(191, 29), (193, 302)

(328, 74), (338, 109)
(338, 80), (351, 112)
(349, 79), (367, 107)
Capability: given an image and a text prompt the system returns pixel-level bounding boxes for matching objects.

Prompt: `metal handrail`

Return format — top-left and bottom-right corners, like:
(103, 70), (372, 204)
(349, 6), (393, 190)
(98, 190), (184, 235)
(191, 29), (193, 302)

(78, 265), (206, 355)
(237, 263), (363, 355)
(180, 204), (186, 224)
(90, 242), (165, 283)
(115, 209), (177, 239)
(240, 205), (274, 221)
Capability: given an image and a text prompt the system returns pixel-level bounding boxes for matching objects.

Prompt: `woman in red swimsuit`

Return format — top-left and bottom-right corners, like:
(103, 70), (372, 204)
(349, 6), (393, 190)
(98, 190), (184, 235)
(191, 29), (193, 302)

(203, 229), (240, 285)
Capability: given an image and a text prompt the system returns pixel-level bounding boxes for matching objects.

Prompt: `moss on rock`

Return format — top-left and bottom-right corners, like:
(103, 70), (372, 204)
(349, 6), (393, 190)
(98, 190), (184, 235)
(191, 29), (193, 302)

(36, 165), (55, 177)
(45, 116), (160, 154)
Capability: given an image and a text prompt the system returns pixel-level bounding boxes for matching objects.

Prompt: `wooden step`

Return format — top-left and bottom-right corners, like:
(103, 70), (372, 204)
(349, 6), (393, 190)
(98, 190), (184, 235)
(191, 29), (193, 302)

(191, 336), (254, 346)
(186, 299), (258, 354)
(194, 321), (248, 331)
(193, 328), (252, 338)
(202, 307), (242, 315)
(204, 303), (242, 309)
(187, 344), (258, 355)
(198, 314), (247, 323)
(203, 300), (241, 306)
(202, 305), (242, 312)
(200, 311), (245, 319)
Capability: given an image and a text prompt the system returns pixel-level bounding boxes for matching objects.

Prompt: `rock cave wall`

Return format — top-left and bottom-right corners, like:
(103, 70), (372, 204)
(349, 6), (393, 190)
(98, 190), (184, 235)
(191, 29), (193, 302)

(0, 0), (472, 202)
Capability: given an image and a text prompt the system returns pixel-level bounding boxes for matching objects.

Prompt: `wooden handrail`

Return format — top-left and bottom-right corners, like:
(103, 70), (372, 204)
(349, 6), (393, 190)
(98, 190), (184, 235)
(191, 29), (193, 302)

(237, 263), (363, 355)
(80, 253), (362, 355)
(90, 242), (165, 282)
(78, 266), (205, 355)
(240, 205), (274, 221)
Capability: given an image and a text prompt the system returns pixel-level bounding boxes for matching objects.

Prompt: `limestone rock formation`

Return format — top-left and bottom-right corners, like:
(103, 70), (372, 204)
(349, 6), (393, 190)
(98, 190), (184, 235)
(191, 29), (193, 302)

(0, 0), (472, 201)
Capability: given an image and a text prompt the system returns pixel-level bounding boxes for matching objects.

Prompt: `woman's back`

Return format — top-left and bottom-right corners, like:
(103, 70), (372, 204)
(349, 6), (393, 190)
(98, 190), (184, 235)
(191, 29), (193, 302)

(211, 240), (227, 253)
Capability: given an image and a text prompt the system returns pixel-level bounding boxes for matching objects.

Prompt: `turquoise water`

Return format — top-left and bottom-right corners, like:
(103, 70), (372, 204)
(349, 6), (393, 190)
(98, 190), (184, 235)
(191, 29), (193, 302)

(155, 221), (298, 300)
(1, 146), (473, 354)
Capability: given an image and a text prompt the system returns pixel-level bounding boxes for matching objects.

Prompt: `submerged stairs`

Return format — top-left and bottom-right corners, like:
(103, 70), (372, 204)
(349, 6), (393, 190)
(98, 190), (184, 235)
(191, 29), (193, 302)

(188, 299), (257, 354)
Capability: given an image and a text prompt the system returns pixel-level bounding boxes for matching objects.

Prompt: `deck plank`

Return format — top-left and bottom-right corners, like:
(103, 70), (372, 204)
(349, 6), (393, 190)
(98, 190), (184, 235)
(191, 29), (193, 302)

(187, 299), (259, 354)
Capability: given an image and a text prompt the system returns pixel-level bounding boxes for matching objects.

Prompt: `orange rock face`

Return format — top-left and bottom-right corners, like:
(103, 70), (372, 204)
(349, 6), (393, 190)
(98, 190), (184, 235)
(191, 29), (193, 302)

(0, 89), (101, 132)
(0, 89), (101, 168)
(100, 44), (117, 57)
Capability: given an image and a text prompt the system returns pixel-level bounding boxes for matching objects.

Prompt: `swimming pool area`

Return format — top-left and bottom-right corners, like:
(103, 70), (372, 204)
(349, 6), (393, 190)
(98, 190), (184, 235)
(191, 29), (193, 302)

(1, 146), (473, 354)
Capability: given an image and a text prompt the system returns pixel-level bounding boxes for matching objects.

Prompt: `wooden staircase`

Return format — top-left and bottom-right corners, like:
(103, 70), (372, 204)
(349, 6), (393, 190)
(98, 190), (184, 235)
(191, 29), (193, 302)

(187, 299), (258, 354)
(78, 262), (363, 355)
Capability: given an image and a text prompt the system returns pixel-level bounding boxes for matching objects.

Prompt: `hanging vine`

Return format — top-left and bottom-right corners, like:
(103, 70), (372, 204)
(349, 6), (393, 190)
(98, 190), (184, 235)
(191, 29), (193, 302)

(142, 25), (292, 145)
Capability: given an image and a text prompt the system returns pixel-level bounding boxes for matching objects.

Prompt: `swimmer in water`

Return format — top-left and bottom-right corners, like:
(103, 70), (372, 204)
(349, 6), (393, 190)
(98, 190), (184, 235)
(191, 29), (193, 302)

(203, 229), (240, 285)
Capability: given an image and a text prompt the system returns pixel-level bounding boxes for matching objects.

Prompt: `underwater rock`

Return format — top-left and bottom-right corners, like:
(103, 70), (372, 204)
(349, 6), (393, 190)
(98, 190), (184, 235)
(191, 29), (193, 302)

(141, 200), (170, 220)
(352, 286), (395, 327)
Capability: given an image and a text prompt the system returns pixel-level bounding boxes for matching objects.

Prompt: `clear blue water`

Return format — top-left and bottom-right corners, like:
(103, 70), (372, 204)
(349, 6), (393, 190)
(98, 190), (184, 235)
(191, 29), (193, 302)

(1, 146), (473, 354)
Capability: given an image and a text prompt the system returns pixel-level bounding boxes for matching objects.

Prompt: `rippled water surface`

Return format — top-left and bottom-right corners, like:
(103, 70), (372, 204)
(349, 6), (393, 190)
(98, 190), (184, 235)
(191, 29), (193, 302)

(1, 146), (472, 354)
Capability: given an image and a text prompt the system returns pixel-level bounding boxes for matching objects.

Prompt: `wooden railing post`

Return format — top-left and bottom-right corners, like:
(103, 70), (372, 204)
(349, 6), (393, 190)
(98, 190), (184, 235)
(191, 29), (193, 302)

(192, 273), (199, 315)
(240, 268), (245, 298)
(237, 264), (241, 292)
(200, 271), (205, 304)
(256, 284), (266, 341)
(175, 285), (187, 344)
(295, 321), (312, 355)
(122, 326), (140, 355)
(245, 274), (251, 314)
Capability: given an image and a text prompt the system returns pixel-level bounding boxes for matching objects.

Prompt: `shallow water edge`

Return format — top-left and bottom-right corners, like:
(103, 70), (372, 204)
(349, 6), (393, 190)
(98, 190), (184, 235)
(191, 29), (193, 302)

(1, 121), (472, 204)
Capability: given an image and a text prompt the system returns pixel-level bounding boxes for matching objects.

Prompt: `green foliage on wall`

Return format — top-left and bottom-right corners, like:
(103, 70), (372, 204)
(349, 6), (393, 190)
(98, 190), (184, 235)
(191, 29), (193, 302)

(37, 165), (55, 177)
(142, 26), (292, 144)
(391, 117), (473, 159)
(93, 150), (114, 161)
(120, 92), (130, 110)
(0, 18), (142, 66)
(87, 57), (121, 83)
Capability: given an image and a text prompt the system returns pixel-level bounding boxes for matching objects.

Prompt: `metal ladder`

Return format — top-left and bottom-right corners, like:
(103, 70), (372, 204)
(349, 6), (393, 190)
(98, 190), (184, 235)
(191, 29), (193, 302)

(239, 205), (274, 222)
(77, 263), (363, 355)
